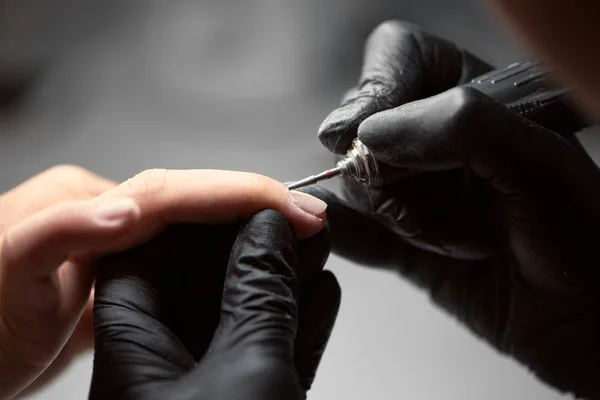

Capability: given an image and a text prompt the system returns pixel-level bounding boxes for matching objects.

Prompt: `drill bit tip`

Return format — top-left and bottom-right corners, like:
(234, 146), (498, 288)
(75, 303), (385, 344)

(286, 167), (342, 190)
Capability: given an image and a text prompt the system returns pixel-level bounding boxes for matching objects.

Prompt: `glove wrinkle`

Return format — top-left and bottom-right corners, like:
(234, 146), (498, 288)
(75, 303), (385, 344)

(311, 23), (600, 392)
(90, 211), (339, 400)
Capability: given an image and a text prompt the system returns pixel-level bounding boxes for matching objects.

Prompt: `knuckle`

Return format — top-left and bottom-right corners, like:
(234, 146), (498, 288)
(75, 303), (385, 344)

(29, 164), (101, 200)
(40, 164), (116, 200)
(122, 168), (170, 200)
(244, 173), (276, 203)
(45, 164), (91, 181)
(438, 86), (499, 150)
(443, 86), (483, 126)
(243, 173), (291, 216)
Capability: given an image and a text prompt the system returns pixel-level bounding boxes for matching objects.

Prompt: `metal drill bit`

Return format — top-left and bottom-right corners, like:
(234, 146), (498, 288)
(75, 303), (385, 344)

(286, 167), (343, 190)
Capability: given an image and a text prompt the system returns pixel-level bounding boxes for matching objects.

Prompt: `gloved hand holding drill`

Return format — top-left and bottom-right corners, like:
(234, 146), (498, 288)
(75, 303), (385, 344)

(308, 21), (600, 398)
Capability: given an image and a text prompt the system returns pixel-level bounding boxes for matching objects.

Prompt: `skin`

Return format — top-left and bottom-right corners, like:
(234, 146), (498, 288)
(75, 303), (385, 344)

(0, 166), (326, 400)
(0, 166), (116, 397)
(486, 0), (600, 118)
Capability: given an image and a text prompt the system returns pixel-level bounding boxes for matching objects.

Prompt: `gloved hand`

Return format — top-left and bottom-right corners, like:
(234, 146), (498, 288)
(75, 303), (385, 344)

(89, 210), (340, 400)
(312, 21), (600, 398)
(318, 20), (492, 154)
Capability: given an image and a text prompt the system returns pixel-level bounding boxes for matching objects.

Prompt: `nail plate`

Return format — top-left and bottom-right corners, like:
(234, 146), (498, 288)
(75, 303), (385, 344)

(290, 191), (328, 218)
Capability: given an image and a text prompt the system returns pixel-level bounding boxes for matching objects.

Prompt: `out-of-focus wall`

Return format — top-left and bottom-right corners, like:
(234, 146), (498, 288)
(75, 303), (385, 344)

(0, 0), (524, 99)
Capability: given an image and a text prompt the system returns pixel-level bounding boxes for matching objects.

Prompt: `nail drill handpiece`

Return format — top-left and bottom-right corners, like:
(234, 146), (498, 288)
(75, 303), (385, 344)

(286, 167), (343, 190)
(286, 61), (588, 191)
(286, 138), (380, 190)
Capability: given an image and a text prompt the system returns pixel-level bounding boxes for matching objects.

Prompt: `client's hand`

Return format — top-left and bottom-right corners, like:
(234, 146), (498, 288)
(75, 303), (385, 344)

(0, 168), (327, 399)
(0, 165), (117, 397)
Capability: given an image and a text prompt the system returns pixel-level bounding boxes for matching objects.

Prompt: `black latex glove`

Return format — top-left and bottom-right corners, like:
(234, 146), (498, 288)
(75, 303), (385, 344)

(310, 21), (600, 399)
(89, 210), (340, 400)
(318, 21), (492, 154)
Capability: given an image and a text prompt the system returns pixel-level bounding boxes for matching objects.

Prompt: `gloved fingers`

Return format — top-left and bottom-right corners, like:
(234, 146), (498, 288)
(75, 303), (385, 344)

(209, 209), (328, 358)
(90, 248), (197, 399)
(295, 190), (505, 338)
(294, 271), (341, 392)
(297, 185), (402, 269)
(178, 210), (327, 399)
(358, 86), (600, 288)
(348, 171), (498, 259)
(318, 20), (492, 154)
(95, 222), (239, 361)
(302, 186), (494, 274)
(357, 86), (600, 199)
(298, 186), (428, 267)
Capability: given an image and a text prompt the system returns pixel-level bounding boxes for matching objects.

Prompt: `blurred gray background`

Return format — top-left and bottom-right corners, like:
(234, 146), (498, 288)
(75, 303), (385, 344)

(0, 1), (595, 399)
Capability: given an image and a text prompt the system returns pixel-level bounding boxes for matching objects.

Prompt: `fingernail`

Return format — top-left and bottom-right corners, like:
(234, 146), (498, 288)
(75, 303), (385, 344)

(290, 191), (328, 219)
(94, 198), (140, 227)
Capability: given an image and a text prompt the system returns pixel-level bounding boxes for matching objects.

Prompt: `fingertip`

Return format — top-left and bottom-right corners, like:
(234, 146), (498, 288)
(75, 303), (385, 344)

(245, 175), (327, 239)
(356, 108), (393, 144)
(288, 191), (328, 239)
(318, 105), (363, 154)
